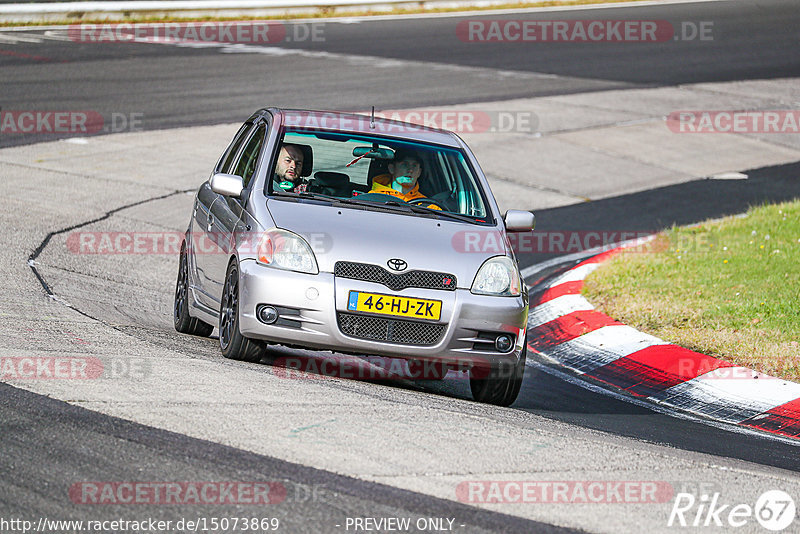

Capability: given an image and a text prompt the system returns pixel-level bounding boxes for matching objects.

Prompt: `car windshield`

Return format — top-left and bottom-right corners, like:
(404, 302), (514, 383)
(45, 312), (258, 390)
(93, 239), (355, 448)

(269, 129), (491, 221)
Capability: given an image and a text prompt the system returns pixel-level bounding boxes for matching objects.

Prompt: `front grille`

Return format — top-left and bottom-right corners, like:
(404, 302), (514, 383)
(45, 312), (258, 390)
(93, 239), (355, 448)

(334, 261), (456, 291)
(337, 312), (446, 346)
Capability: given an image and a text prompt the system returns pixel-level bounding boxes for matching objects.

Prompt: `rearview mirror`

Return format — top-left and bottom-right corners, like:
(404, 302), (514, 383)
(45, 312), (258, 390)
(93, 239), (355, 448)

(352, 146), (394, 159)
(504, 210), (535, 232)
(210, 173), (244, 198)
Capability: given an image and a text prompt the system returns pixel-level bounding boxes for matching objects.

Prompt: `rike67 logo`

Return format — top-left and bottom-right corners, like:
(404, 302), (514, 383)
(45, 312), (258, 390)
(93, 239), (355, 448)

(668, 490), (796, 531)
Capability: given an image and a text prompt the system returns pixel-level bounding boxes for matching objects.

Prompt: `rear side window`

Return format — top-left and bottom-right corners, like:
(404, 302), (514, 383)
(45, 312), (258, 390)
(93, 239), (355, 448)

(217, 123), (253, 174)
(233, 125), (266, 187)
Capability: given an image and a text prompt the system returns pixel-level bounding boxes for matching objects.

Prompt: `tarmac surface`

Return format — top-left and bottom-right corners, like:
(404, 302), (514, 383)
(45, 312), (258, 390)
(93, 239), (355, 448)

(1, 1), (800, 532)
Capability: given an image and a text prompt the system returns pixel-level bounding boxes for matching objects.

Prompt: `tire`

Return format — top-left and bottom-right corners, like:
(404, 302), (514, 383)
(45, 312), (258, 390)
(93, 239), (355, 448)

(219, 260), (264, 363)
(174, 243), (214, 337)
(469, 337), (527, 407)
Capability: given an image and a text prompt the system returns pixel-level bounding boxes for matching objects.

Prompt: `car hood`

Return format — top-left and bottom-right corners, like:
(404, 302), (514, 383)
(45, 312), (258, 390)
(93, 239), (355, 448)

(266, 199), (508, 288)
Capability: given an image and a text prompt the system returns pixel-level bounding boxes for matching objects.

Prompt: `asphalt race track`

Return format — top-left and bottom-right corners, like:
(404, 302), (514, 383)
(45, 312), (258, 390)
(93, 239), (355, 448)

(1, 0), (799, 148)
(1, 1), (800, 533)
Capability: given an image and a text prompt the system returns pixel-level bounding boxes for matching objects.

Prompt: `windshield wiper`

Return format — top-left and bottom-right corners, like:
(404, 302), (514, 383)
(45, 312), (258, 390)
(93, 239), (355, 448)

(382, 201), (480, 224)
(273, 190), (379, 206)
(270, 190), (343, 203)
(294, 191), (343, 202)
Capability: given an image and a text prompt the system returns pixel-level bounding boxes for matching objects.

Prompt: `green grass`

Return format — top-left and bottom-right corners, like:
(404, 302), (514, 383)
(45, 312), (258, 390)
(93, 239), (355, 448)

(0, 0), (654, 27)
(582, 200), (800, 381)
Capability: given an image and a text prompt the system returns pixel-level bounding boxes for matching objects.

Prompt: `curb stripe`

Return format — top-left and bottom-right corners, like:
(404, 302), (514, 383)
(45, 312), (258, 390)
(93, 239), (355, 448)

(529, 280), (584, 307)
(587, 345), (733, 398)
(648, 369), (800, 424)
(527, 294), (594, 329)
(529, 310), (620, 350)
(544, 263), (600, 289)
(535, 325), (668, 374)
(742, 399), (800, 439)
(575, 248), (620, 267)
(524, 244), (800, 441)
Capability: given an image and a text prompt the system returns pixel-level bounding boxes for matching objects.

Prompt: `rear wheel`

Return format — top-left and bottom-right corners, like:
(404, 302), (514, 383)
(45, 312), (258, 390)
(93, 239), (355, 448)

(219, 260), (264, 363)
(174, 243), (214, 337)
(470, 338), (527, 407)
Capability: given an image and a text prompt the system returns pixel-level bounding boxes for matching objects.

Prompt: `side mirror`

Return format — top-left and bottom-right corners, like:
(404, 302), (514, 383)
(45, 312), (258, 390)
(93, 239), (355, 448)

(210, 173), (244, 198)
(504, 210), (535, 232)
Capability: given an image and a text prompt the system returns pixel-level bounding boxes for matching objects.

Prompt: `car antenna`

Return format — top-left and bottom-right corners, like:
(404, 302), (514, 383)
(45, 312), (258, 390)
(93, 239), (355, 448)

(370, 106), (375, 129)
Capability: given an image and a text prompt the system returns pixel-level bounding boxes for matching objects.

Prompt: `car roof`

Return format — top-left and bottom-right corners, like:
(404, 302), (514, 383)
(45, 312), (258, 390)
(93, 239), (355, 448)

(251, 108), (463, 148)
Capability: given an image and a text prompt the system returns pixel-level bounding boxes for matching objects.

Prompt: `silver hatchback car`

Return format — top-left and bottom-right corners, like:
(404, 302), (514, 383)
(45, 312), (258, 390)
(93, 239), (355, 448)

(174, 108), (535, 406)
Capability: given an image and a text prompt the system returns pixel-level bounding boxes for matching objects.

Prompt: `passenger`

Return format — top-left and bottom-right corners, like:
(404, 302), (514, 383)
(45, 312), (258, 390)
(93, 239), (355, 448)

(274, 144), (308, 193)
(370, 149), (440, 209)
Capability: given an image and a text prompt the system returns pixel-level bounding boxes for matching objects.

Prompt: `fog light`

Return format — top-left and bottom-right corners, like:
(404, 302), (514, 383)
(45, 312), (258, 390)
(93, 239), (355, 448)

(257, 305), (279, 324)
(495, 334), (513, 353)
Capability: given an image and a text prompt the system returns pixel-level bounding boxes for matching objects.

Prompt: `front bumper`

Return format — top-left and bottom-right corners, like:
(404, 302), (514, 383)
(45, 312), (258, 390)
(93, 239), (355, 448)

(237, 259), (528, 366)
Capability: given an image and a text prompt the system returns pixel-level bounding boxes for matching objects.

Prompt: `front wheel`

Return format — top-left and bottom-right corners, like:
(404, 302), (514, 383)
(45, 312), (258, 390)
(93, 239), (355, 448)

(470, 338), (527, 407)
(174, 243), (214, 337)
(219, 260), (264, 363)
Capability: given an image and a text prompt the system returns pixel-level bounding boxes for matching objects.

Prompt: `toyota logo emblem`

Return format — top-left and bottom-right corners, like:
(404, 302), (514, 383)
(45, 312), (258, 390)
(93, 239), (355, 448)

(387, 258), (407, 272)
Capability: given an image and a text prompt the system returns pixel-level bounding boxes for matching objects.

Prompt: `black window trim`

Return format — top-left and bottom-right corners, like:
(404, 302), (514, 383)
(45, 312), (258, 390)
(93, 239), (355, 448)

(216, 122), (253, 175)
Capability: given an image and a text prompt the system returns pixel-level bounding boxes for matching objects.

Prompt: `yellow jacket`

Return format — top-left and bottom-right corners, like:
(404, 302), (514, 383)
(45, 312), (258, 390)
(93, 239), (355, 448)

(370, 175), (441, 209)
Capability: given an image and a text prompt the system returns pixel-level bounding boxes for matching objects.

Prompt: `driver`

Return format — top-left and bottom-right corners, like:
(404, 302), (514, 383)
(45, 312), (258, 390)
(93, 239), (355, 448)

(274, 144), (308, 192)
(370, 149), (440, 209)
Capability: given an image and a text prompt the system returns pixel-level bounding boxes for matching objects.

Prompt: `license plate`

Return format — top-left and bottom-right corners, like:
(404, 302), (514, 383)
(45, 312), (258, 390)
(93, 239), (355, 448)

(346, 291), (442, 321)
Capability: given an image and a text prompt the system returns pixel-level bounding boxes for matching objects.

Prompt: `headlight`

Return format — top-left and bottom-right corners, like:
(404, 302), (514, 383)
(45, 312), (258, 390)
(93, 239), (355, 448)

(256, 229), (318, 274)
(471, 256), (521, 296)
